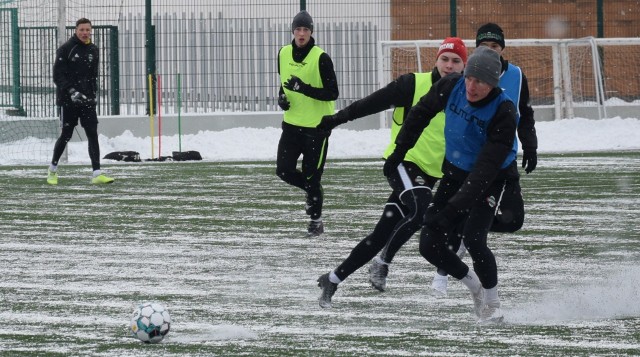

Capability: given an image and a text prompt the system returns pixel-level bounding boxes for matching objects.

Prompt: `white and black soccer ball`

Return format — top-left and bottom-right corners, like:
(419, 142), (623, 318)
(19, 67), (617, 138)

(130, 302), (171, 343)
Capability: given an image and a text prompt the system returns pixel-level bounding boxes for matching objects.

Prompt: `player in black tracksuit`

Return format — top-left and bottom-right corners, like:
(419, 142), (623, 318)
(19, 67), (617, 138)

(48, 18), (113, 185)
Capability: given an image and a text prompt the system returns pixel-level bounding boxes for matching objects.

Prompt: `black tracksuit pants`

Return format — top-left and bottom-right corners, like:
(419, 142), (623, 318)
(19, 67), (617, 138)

(276, 122), (328, 220)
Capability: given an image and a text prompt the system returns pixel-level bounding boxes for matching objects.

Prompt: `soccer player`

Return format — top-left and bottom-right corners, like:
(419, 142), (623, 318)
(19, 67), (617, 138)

(429, 23), (539, 295)
(47, 18), (114, 185)
(275, 10), (339, 236)
(392, 46), (516, 323)
(315, 37), (468, 307)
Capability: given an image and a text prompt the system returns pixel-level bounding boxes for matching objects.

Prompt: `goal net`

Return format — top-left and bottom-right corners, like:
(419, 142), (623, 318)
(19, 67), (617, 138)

(378, 37), (640, 121)
(0, 114), (58, 164)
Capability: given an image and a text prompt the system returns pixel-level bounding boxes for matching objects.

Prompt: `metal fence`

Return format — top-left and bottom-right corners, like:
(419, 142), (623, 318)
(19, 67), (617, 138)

(1, 0), (639, 117)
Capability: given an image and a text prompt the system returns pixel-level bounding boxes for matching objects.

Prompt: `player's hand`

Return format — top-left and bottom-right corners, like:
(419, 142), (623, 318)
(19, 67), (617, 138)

(317, 112), (349, 133)
(69, 88), (88, 105)
(283, 75), (309, 93)
(382, 151), (405, 177)
(522, 150), (537, 174)
(278, 94), (290, 111)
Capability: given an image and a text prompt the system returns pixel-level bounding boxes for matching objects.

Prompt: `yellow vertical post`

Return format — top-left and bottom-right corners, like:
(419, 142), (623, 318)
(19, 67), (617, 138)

(148, 74), (155, 160)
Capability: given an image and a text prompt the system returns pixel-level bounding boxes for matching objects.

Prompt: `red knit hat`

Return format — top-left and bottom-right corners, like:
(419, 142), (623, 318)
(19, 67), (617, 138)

(436, 37), (468, 64)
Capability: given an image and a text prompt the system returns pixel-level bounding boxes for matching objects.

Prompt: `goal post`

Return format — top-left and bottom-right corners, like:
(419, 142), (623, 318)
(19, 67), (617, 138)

(378, 37), (640, 123)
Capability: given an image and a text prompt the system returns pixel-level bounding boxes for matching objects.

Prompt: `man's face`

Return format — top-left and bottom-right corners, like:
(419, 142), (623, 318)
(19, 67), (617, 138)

(435, 53), (465, 78)
(478, 41), (504, 55)
(465, 76), (494, 102)
(293, 27), (311, 48)
(75, 23), (92, 43)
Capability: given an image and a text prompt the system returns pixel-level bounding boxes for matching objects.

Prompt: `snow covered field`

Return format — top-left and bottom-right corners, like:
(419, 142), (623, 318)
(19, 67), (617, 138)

(0, 150), (638, 355)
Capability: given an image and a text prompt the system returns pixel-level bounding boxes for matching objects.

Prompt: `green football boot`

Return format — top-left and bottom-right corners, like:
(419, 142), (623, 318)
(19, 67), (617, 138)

(91, 174), (115, 184)
(47, 169), (58, 185)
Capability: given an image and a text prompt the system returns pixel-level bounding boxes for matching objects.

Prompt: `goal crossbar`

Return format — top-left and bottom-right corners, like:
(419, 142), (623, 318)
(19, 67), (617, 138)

(378, 37), (640, 123)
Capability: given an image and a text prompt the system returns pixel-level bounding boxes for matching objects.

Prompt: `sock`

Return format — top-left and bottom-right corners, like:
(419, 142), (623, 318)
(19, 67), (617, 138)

(456, 241), (467, 256)
(49, 164), (57, 172)
(460, 269), (482, 293)
(93, 170), (101, 177)
(329, 271), (341, 284)
(484, 286), (500, 305)
(374, 256), (389, 265)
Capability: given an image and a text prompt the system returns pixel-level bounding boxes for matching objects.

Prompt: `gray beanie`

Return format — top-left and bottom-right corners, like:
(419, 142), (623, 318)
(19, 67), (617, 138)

(291, 10), (313, 33)
(464, 46), (501, 88)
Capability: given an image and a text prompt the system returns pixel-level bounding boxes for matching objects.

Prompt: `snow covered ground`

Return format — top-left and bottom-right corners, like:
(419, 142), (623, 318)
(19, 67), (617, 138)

(1, 116), (640, 165)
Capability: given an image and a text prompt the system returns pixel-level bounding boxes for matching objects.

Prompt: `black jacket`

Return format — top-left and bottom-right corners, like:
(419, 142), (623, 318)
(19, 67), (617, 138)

(53, 35), (99, 106)
(395, 73), (518, 211)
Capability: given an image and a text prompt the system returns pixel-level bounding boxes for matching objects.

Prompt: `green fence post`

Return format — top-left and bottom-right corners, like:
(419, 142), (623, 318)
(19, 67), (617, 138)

(11, 9), (25, 115)
(109, 26), (120, 115)
(596, 0), (604, 38)
(449, 0), (457, 37)
(145, 0), (156, 115)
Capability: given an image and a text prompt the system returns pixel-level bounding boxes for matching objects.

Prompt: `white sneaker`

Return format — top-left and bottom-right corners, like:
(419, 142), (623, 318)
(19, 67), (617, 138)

(477, 287), (504, 324)
(430, 274), (448, 296)
(478, 301), (504, 324)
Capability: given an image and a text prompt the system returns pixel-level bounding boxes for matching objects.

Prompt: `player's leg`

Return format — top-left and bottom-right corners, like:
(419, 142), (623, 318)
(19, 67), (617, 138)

(463, 180), (505, 322)
(371, 162), (436, 291)
(48, 106), (78, 185)
(275, 123), (306, 190)
(430, 219), (466, 296)
(419, 177), (468, 278)
(301, 131), (328, 235)
(317, 193), (405, 308)
(79, 108), (113, 184)
(420, 177), (485, 315)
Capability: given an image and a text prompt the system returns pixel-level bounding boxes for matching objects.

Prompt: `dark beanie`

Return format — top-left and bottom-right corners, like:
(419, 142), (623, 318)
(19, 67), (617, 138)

(476, 22), (505, 49)
(291, 10), (313, 33)
(464, 46), (501, 87)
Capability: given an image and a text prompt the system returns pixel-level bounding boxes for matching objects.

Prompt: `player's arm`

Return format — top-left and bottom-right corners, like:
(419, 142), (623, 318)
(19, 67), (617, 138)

(517, 73), (538, 173)
(317, 73), (416, 131)
(517, 74), (538, 151)
(92, 47), (100, 94)
(52, 45), (73, 92)
(342, 73), (417, 120)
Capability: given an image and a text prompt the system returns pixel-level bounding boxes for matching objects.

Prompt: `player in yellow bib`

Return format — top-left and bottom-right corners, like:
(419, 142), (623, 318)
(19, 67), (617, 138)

(276, 11), (338, 236)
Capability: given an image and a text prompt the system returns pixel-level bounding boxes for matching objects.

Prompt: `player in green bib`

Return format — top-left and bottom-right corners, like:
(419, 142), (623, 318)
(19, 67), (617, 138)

(276, 11), (339, 236)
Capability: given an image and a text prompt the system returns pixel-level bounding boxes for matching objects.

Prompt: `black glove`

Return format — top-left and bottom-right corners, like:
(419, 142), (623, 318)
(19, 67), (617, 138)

(522, 150), (537, 174)
(382, 150), (406, 177)
(283, 75), (309, 93)
(278, 94), (290, 111)
(317, 112), (349, 132)
(424, 204), (461, 233)
(69, 88), (88, 105)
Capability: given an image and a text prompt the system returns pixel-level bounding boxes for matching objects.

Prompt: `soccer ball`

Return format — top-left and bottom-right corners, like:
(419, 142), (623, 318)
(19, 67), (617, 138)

(130, 302), (171, 343)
